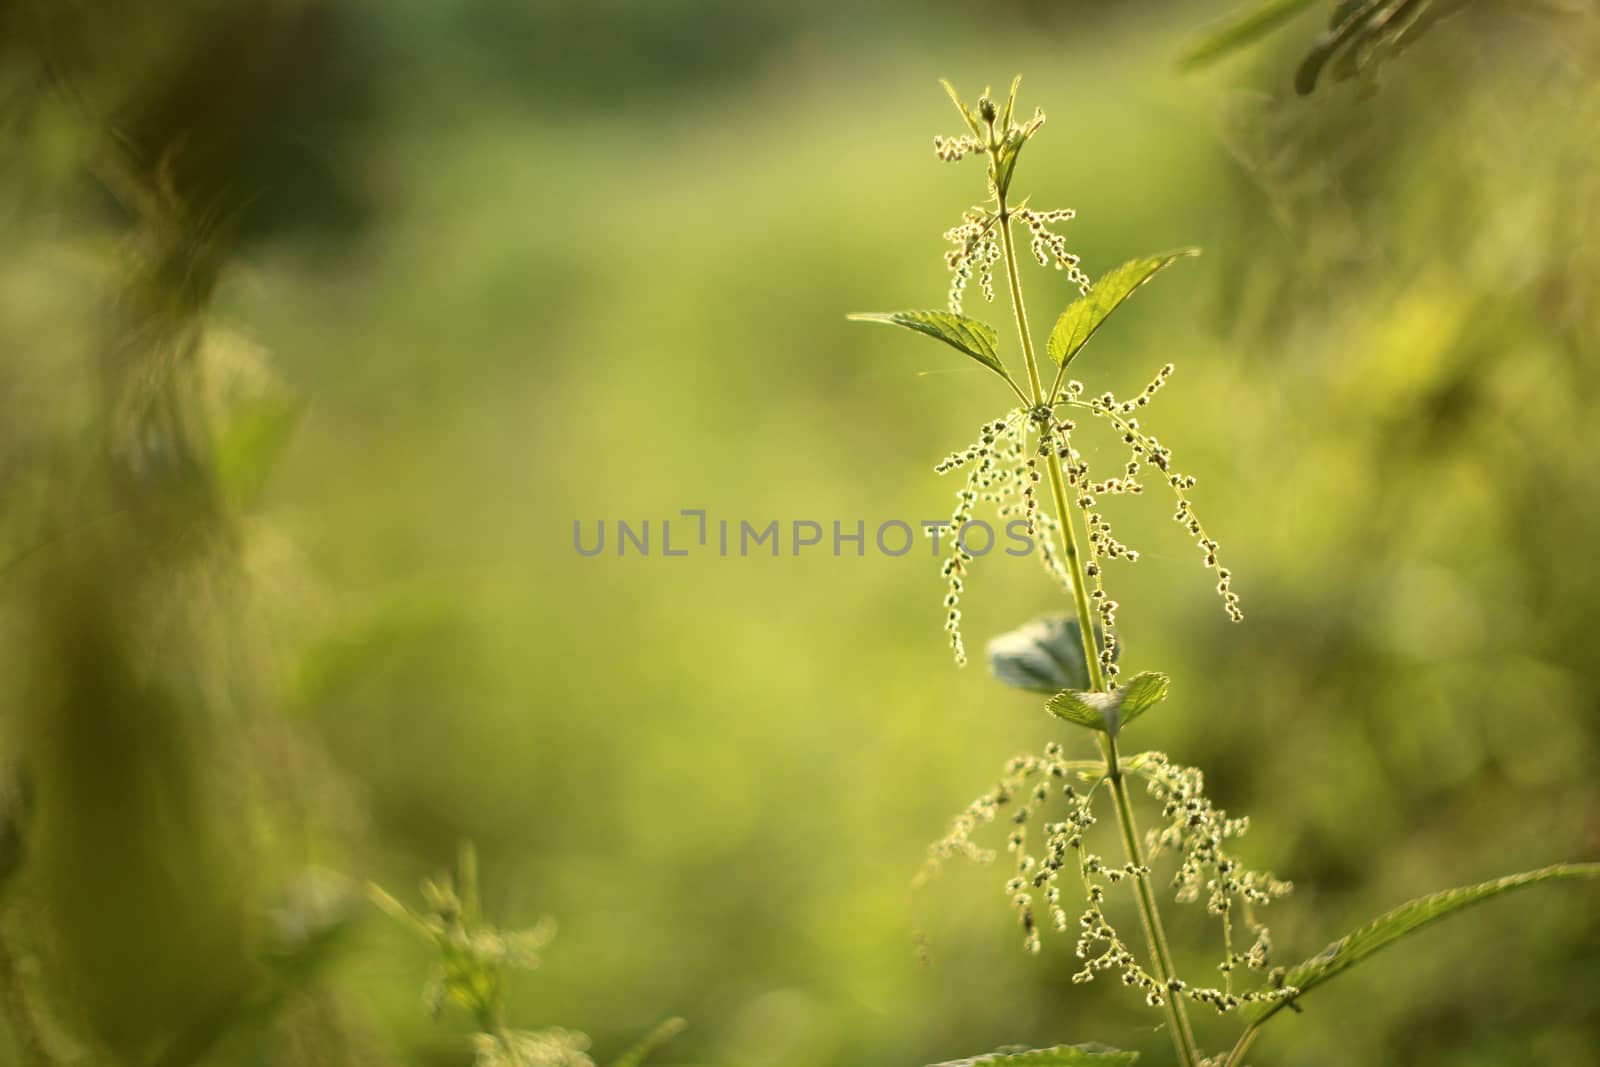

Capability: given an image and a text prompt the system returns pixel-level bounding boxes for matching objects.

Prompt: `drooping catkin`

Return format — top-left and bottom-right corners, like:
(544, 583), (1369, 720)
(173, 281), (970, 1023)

(934, 414), (1027, 666)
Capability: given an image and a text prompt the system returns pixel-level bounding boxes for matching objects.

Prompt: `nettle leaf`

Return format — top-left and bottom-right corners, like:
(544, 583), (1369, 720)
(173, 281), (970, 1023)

(1180, 0), (1318, 70)
(1248, 863), (1600, 1024)
(1046, 672), (1170, 735)
(929, 1043), (1138, 1067)
(998, 75), (1022, 136)
(940, 78), (984, 139)
(987, 615), (1112, 694)
(849, 311), (1008, 381)
(1046, 250), (1199, 370)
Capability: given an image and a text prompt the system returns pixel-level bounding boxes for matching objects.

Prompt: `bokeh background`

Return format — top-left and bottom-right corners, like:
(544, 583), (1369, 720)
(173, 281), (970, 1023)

(1, 1), (1598, 1065)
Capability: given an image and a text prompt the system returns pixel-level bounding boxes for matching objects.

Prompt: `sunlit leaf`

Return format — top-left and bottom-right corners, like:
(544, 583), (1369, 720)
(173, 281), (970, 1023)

(849, 310), (1008, 381)
(1248, 863), (1600, 1023)
(940, 78), (984, 139)
(998, 75), (1022, 135)
(1046, 672), (1170, 735)
(929, 1043), (1138, 1067)
(1046, 251), (1199, 370)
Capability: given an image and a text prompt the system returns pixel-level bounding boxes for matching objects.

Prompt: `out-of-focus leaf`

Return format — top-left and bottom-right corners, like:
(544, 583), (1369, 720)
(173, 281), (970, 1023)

(929, 1044), (1138, 1067)
(1046, 251), (1199, 370)
(1180, 0), (1319, 70)
(987, 615), (1110, 694)
(0, 763), (31, 888)
(213, 398), (301, 505)
(1296, 0), (1467, 94)
(1046, 672), (1170, 735)
(1181, 0), (1466, 94)
(849, 310), (1009, 382)
(1248, 863), (1600, 1023)
(610, 1017), (688, 1067)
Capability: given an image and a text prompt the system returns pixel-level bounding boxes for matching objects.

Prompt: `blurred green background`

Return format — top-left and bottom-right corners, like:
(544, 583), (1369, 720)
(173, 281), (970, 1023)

(2, 1), (1598, 1065)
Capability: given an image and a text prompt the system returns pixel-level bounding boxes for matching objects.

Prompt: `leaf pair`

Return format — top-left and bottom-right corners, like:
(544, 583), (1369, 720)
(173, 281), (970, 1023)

(986, 615), (1167, 737)
(1045, 672), (1170, 736)
(850, 250), (1197, 390)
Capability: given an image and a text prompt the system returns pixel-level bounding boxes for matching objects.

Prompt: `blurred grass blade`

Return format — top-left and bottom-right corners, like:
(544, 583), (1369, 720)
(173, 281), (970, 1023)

(849, 310), (1009, 380)
(1046, 672), (1170, 735)
(1248, 863), (1600, 1024)
(610, 1017), (687, 1067)
(930, 1044), (1138, 1066)
(1046, 250), (1199, 370)
(1180, 0), (1319, 70)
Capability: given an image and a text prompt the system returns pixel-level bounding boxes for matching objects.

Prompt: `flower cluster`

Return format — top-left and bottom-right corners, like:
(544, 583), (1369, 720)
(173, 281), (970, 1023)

(933, 134), (982, 163)
(472, 1029), (595, 1067)
(921, 744), (1150, 986)
(1138, 755), (1291, 913)
(943, 208), (1002, 314)
(1058, 367), (1244, 628)
(923, 745), (1299, 1017)
(1134, 753), (1296, 1013)
(1015, 208), (1092, 295)
(933, 413), (1029, 665)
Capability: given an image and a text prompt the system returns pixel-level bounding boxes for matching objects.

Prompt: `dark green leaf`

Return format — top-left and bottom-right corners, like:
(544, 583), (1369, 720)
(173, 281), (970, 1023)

(987, 615), (1112, 694)
(1046, 672), (1170, 735)
(1296, 0), (1464, 94)
(1295, 0), (1380, 93)
(929, 1044), (1138, 1067)
(1046, 251), (1199, 370)
(849, 310), (1009, 381)
(1179, 0), (1319, 70)
(1248, 863), (1600, 1024)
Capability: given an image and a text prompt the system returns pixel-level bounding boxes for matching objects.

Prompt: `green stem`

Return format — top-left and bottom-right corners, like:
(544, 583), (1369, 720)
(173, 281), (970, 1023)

(993, 174), (1202, 1067)
(995, 193), (1047, 405)
(1223, 1021), (1262, 1067)
(994, 185), (1100, 692)
(1106, 733), (1202, 1064)
(1039, 433), (1104, 691)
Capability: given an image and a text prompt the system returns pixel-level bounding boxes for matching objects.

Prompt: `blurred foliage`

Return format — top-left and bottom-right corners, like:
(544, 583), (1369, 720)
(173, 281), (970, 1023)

(1, 1), (1597, 1066)
(1184, 0), (1482, 92)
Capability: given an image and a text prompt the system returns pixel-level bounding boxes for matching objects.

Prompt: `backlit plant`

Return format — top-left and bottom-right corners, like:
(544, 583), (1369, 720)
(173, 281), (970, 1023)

(854, 77), (1599, 1067)
(373, 845), (684, 1067)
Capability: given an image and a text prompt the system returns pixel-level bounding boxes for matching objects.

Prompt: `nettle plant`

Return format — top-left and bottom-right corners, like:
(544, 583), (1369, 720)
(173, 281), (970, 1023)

(853, 78), (1599, 1067)
(372, 845), (684, 1067)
